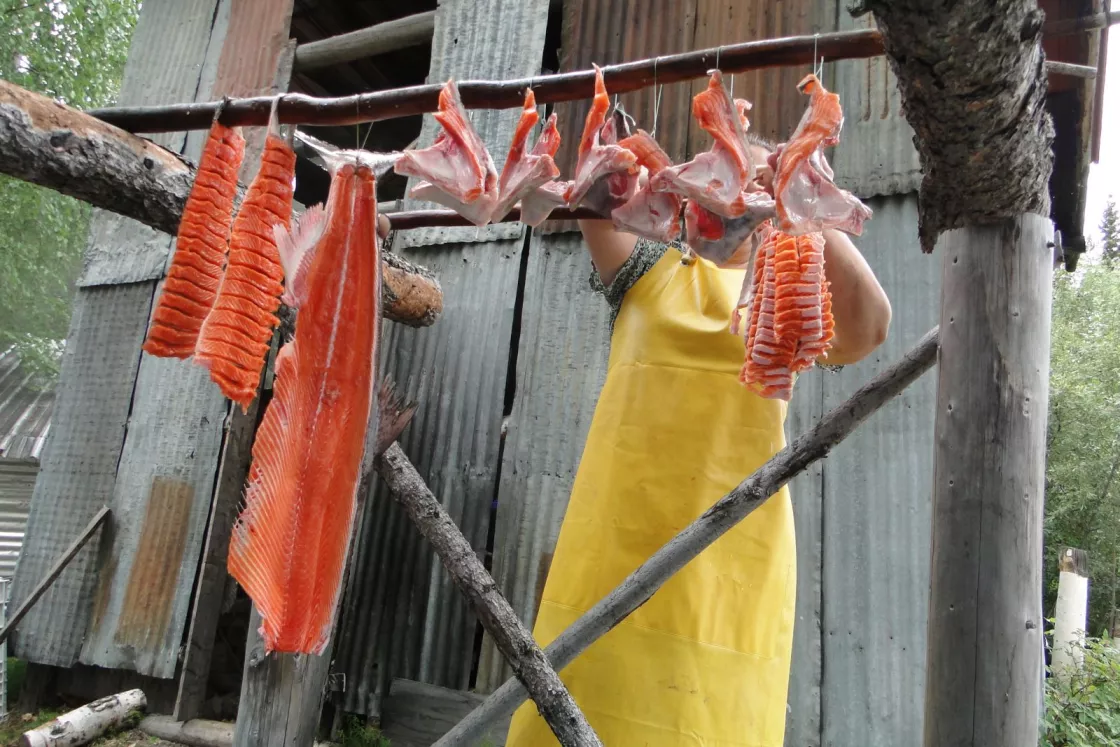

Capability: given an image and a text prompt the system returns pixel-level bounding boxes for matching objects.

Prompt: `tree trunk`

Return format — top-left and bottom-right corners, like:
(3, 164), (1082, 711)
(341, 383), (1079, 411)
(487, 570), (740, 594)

(924, 216), (1052, 747)
(1052, 548), (1090, 681)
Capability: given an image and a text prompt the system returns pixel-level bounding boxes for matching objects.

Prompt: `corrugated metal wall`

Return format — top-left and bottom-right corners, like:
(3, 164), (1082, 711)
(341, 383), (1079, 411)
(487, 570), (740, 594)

(0, 460), (35, 580)
(331, 0), (552, 717)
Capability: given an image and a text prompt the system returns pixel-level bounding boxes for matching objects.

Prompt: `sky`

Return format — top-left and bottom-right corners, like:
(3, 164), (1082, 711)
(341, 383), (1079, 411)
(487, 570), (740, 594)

(1083, 35), (1120, 251)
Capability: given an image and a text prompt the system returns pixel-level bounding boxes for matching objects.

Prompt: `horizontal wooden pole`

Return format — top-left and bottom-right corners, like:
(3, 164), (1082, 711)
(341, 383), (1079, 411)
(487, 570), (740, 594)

(437, 327), (942, 746)
(0, 79), (442, 327)
(384, 206), (605, 231)
(1046, 60), (1098, 79)
(293, 11), (436, 72)
(86, 10), (1119, 135)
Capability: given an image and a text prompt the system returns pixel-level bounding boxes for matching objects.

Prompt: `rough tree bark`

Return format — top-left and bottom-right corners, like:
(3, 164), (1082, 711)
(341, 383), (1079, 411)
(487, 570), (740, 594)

(0, 79), (442, 327)
(853, 0), (1056, 253)
(376, 443), (603, 747)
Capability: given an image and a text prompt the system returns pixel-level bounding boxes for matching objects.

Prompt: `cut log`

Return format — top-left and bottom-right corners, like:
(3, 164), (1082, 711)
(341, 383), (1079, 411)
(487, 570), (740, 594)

(1052, 548), (1090, 681)
(19, 689), (146, 747)
(0, 79), (441, 328)
(293, 11), (436, 72)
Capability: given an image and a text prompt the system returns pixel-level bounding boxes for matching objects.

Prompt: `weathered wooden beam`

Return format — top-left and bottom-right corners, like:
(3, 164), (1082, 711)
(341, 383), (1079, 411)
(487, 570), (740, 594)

(87, 13), (1120, 135)
(0, 79), (442, 328)
(293, 11), (436, 72)
(438, 328), (941, 747)
(854, 2), (1056, 745)
(376, 443), (602, 747)
(924, 216), (1052, 747)
(0, 506), (110, 647)
(383, 206), (604, 231)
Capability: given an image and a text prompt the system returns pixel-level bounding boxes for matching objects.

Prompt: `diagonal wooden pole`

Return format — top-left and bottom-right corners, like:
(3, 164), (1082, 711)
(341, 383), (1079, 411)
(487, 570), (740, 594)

(375, 444), (602, 747)
(436, 327), (940, 746)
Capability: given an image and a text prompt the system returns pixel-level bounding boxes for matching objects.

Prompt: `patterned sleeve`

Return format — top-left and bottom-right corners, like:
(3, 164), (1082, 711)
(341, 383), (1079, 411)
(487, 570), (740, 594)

(589, 238), (676, 325)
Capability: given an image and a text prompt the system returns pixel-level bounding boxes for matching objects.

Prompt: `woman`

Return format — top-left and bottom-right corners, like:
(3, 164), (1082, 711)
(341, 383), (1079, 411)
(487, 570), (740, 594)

(504, 137), (892, 746)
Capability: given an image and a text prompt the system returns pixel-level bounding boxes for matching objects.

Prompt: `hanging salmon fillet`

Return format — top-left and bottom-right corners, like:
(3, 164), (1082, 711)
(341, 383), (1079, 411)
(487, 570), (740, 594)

(773, 73), (873, 236)
(735, 227), (834, 401)
(649, 70), (756, 219)
(493, 89), (563, 225)
(143, 119), (245, 359)
(194, 106), (296, 411)
(563, 64), (640, 214)
(612, 130), (682, 243)
(394, 80), (500, 226)
(228, 156), (385, 655)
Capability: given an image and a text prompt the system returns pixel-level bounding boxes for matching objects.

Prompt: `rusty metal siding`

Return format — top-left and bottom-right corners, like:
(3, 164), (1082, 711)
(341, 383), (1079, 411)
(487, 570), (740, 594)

(77, 0), (297, 680)
(10, 0), (223, 668)
(331, 0), (551, 714)
(828, 11), (922, 199)
(474, 232), (612, 692)
(394, 0), (550, 249)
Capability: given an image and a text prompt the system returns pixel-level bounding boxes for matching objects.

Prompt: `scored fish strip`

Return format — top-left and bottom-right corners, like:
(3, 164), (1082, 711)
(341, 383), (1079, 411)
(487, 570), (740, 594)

(735, 226), (834, 401)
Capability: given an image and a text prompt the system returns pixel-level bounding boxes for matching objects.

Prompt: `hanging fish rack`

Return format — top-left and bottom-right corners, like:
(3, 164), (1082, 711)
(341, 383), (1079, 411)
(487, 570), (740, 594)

(86, 11), (1113, 232)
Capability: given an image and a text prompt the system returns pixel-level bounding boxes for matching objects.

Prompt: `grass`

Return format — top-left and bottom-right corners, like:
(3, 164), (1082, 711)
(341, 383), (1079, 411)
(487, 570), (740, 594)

(338, 716), (391, 747)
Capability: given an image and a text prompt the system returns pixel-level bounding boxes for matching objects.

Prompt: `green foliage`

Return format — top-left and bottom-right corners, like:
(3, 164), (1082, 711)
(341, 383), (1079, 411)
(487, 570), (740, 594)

(0, 708), (61, 745)
(6, 657), (26, 707)
(1101, 197), (1120, 268)
(0, 0), (141, 385)
(1046, 253), (1120, 636)
(338, 716), (392, 747)
(1041, 636), (1120, 746)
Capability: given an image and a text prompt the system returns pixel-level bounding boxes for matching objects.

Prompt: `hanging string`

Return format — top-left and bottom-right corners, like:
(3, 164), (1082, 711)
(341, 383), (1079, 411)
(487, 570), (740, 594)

(812, 32), (822, 78)
(651, 55), (664, 138)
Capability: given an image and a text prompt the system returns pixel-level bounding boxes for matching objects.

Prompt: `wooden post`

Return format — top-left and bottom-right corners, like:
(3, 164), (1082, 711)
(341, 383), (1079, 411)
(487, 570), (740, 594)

(925, 216), (1052, 746)
(1052, 547), (1090, 680)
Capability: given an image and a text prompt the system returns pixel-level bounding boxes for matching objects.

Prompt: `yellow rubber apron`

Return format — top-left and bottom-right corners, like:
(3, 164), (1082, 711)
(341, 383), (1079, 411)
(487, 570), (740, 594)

(505, 246), (797, 747)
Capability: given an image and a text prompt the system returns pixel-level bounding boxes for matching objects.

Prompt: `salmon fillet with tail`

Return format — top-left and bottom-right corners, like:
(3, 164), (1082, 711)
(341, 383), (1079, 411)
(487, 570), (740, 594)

(649, 70), (756, 219)
(562, 64), (640, 214)
(394, 80), (500, 226)
(228, 154), (413, 655)
(194, 102), (296, 412)
(493, 89), (563, 226)
(774, 74), (873, 236)
(612, 130), (682, 243)
(143, 120), (244, 359)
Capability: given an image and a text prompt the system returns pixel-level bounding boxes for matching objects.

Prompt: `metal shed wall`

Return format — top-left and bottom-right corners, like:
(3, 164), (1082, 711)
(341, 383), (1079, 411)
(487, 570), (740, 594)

(8, 0), (227, 667)
(0, 460), (35, 580)
(331, 0), (551, 716)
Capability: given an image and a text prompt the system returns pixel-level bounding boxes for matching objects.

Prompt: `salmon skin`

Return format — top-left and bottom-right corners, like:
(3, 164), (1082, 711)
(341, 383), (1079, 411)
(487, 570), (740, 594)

(732, 225), (834, 401)
(562, 64), (640, 214)
(143, 120), (245, 359)
(611, 130), (682, 244)
(394, 80), (500, 226)
(194, 108), (296, 412)
(228, 155), (412, 655)
(774, 74), (873, 236)
(493, 89), (563, 226)
(649, 71), (757, 219)
(683, 193), (775, 266)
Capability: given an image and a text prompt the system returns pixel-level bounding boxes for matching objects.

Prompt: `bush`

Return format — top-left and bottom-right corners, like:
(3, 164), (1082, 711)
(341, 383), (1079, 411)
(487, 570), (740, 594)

(1042, 636), (1120, 746)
